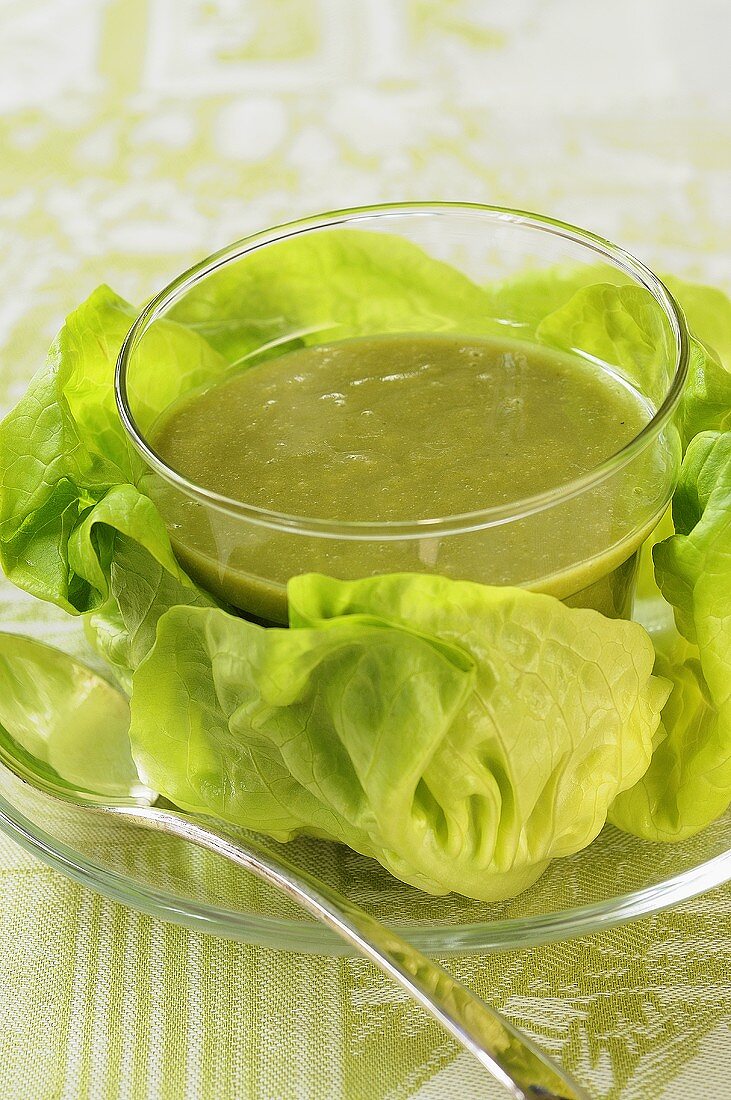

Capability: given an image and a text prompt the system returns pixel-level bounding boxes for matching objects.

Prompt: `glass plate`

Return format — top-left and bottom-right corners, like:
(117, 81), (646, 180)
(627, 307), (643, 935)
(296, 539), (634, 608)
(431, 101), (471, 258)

(1, 760), (729, 956)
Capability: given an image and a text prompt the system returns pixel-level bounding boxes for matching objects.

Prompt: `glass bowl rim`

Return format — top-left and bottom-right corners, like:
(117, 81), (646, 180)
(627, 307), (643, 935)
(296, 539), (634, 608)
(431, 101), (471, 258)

(0, 783), (729, 954)
(115, 201), (691, 541)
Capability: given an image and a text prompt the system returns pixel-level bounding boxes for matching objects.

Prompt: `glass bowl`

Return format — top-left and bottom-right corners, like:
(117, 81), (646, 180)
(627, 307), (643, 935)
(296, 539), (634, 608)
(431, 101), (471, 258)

(116, 203), (687, 625)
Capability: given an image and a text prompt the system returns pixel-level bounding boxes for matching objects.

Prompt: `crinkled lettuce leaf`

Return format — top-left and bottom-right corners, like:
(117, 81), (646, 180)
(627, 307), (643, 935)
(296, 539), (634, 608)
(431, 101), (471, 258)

(488, 267), (730, 454)
(480, 262), (627, 337)
(610, 276), (731, 840)
(530, 273), (731, 843)
(664, 275), (731, 366)
(535, 279), (731, 446)
(631, 275), (731, 609)
(168, 228), (503, 363)
(130, 603), (475, 870)
(676, 337), (731, 446)
(0, 286), (219, 684)
(130, 575), (667, 900)
(644, 276), (731, 443)
(610, 432), (731, 839)
(535, 282), (672, 403)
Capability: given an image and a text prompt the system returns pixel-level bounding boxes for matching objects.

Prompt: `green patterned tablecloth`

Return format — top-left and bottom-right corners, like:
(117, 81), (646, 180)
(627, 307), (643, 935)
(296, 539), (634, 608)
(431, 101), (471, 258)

(1, 3), (730, 1097)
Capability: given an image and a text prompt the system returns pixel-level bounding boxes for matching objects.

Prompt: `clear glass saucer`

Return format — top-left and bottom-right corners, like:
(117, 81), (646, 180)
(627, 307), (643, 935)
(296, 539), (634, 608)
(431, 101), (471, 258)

(1, 760), (728, 956)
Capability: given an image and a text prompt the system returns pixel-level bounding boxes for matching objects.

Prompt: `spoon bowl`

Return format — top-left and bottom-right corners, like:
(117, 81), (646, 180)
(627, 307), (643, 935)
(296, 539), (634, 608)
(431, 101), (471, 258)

(0, 634), (153, 805)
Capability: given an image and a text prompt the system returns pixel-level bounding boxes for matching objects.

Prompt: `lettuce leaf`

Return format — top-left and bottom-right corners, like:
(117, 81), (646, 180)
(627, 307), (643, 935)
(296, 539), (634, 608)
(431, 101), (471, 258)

(535, 279), (731, 446)
(168, 228), (502, 363)
(130, 604), (475, 870)
(676, 338), (731, 446)
(664, 276), (731, 366)
(479, 263), (626, 337)
(129, 575), (667, 900)
(610, 432), (731, 839)
(634, 275), (731, 445)
(0, 286), (219, 683)
(535, 282), (672, 403)
(513, 273), (731, 842)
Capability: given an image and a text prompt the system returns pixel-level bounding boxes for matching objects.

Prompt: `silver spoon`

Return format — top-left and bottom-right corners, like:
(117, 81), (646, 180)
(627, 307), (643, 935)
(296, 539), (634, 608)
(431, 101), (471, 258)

(0, 634), (588, 1100)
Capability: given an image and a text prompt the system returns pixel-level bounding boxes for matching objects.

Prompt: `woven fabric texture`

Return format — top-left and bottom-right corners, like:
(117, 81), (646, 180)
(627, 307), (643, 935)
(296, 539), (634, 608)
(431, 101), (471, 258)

(0, 3), (730, 1097)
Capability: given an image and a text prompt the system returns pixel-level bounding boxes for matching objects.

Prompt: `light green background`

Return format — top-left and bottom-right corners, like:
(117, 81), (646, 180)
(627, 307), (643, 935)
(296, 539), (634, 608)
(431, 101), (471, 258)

(0, 2), (730, 1097)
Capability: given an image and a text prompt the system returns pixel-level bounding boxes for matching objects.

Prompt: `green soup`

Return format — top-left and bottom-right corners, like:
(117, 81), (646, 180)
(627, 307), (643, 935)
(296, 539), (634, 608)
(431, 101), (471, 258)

(151, 333), (662, 623)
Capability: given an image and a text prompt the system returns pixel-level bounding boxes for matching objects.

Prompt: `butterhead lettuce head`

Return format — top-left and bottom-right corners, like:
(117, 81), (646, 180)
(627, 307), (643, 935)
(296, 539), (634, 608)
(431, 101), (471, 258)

(130, 576), (667, 900)
(0, 230), (730, 899)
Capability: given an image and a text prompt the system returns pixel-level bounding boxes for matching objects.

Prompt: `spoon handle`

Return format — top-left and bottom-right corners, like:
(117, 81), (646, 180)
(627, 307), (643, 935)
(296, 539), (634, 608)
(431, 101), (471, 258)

(109, 804), (587, 1100)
